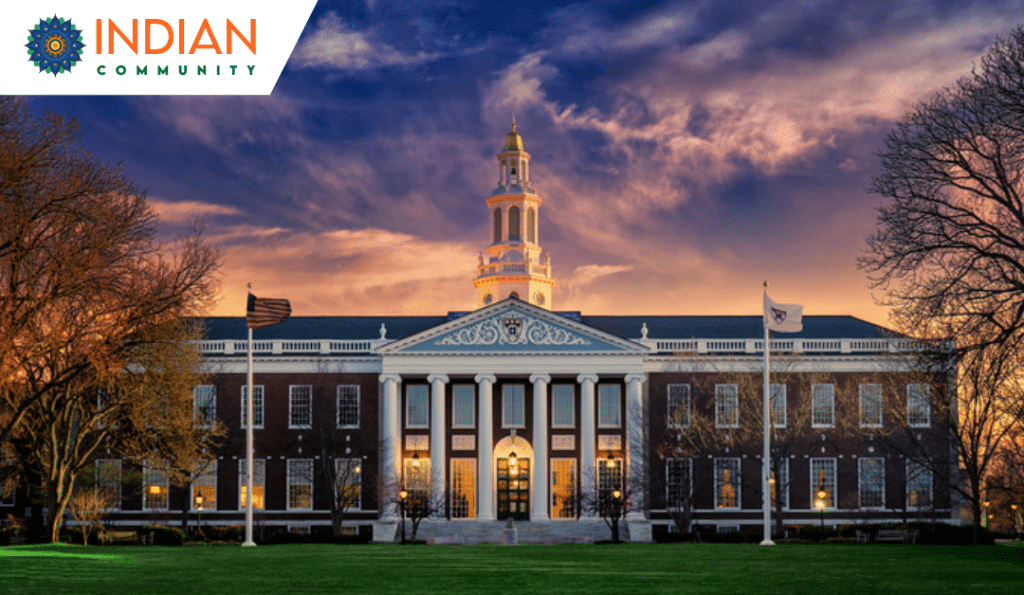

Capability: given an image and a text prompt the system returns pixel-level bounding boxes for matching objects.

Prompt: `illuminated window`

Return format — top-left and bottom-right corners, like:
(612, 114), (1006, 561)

(94, 459), (121, 510)
(667, 384), (691, 428)
(402, 385), (427, 428)
(193, 385), (216, 427)
(404, 457), (431, 505)
(907, 384), (930, 427)
(715, 384), (739, 428)
(287, 459), (313, 510)
(597, 457), (623, 504)
(598, 384), (621, 428)
(906, 460), (933, 510)
(858, 457), (884, 509)
(551, 385), (575, 428)
(859, 384), (883, 428)
(551, 458), (577, 519)
(508, 206), (521, 241)
(143, 460), (169, 511)
(337, 385), (360, 428)
(810, 458), (836, 509)
(450, 459), (476, 519)
(335, 458), (362, 511)
(238, 459), (265, 510)
(289, 385), (312, 429)
(452, 385), (475, 428)
(714, 458), (740, 509)
(502, 384), (525, 428)
(192, 460), (217, 511)
(241, 385), (264, 429)
(770, 384), (786, 428)
(811, 384), (835, 428)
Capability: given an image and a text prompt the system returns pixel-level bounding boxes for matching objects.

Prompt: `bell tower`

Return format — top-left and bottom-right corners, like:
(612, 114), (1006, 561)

(473, 122), (554, 309)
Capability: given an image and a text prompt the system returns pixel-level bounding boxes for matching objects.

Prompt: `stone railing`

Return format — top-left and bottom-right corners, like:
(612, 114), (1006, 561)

(640, 337), (944, 355)
(195, 338), (391, 355)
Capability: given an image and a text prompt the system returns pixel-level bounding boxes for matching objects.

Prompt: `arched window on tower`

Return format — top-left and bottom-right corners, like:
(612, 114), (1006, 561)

(508, 206), (521, 241)
(526, 208), (536, 243)
(493, 208), (503, 244)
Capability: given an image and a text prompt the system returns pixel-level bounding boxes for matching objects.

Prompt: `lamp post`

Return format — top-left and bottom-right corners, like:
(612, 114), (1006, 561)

(399, 489), (408, 544)
(815, 485), (827, 528)
(194, 494), (204, 537)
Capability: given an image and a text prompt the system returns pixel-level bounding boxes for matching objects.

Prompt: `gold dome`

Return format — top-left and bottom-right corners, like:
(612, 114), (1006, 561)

(502, 123), (525, 152)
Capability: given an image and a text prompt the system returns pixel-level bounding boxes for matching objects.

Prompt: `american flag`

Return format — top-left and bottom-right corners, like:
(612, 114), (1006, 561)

(246, 293), (291, 329)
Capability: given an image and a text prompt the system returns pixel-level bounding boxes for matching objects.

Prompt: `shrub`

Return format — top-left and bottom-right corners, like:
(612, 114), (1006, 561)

(143, 525), (185, 546)
(204, 525), (243, 543)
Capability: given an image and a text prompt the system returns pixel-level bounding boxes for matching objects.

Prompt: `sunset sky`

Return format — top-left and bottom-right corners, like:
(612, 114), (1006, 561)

(27, 0), (1024, 328)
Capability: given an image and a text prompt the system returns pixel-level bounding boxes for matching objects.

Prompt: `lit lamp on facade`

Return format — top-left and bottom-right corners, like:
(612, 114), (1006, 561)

(612, 489), (622, 501)
(399, 488), (408, 544)
(815, 486), (827, 528)
(411, 452), (421, 468)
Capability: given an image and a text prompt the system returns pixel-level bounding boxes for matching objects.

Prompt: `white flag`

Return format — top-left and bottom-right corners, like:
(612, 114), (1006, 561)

(764, 293), (803, 333)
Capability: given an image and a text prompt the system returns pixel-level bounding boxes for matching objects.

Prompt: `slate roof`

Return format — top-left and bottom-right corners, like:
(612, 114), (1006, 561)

(199, 314), (894, 342)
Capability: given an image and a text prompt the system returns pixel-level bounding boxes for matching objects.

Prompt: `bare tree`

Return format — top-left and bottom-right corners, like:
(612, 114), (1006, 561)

(69, 486), (111, 546)
(860, 26), (1024, 357)
(378, 460), (444, 542)
(580, 463), (636, 543)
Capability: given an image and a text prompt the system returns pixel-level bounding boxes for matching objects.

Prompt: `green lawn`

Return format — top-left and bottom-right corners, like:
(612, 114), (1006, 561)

(1, 543), (1022, 594)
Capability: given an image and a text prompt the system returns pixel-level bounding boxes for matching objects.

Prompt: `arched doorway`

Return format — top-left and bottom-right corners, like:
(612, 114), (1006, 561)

(494, 435), (532, 521)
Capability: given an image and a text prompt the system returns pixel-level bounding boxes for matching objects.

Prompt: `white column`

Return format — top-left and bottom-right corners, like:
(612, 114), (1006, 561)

(380, 373), (402, 519)
(476, 373), (496, 520)
(428, 373), (449, 510)
(530, 373), (550, 522)
(578, 373), (598, 514)
(625, 373), (646, 520)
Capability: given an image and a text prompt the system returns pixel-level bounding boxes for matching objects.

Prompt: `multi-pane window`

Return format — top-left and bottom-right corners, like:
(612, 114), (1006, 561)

(404, 457), (431, 504)
(770, 458), (789, 509)
(450, 458), (476, 519)
(598, 384), (621, 428)
(289, 385), (313, 429)
(337, 385), (360, 428)
(551, 385), (575, 428)
(238, 459), (265, 510)
(287, 459), (313, 510)
(770, 384), (786, 428)
(550, 458), (577, 519)
(241, 385), (264, 429)
(906, 460), (933, 510)
(811, 384), (835, 428)
(667, 384), (691, 428)
(907, 384), (930, 427)
(714, 458), (740, 508)
(192, 461), (217, 510)
(193, 385), (216, 427)
(502, 384), (525, 428)
(666, 458), (692, 510)
(597, 458), (623, 503)
(335, 458), (362, 510)
(143, 460), (169, 511)
(858, 457), (885, 509)
(715, 384), (739, 428)
(452, 385), (475, 428)
(95, 459), (121, 510)
(406, 385), (429, 428)
(859, 383), (883, 428)
(810, 458), (837, 509)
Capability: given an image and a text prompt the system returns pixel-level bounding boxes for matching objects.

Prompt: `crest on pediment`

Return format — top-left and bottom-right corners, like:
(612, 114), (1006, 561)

(439, 313), (591, 347)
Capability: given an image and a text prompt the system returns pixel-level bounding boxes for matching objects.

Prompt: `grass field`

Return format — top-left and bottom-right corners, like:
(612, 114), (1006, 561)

(2, 542), (1023, 594)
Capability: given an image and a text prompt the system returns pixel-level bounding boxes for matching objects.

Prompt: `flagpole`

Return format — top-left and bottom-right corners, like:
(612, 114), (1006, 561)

(761, 281), (774, 546)
(243, 316), (256, 546)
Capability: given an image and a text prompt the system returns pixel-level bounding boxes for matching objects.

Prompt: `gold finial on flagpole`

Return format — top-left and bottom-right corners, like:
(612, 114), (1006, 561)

(763, 280), (768, 288)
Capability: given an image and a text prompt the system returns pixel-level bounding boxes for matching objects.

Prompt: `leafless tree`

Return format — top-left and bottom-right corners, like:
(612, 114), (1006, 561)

(378, 461), (444, 542)
(69, 486), (111, 546)
(860, 26), (1024, 357)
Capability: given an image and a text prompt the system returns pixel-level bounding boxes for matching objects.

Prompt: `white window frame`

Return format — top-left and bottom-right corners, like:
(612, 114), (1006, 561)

(859, 383), (883, 428)
(667, 384), (691, 429)
(597, 457), (623, 501)
(289, 385), (313, 429)
(336, 385), (360, 429)
(811, 384), (835, 428)
(665, 457), (692, 509)
(858, 457), (885, 510)
(450, 458), (476, 519)
(715, 384), (739, 428)
(451, 385), (476, 429)
(405, 385), (429, 429)
(238, 459), (265, 511)
(241, 385), (264, 429)
(810, 458), (837, 510)
(597, 384), (622, 428)
(770, 383), (786, 428)
(143, 459), (169, 511)
(907, 384), (930, 428)
(906, 460), (933, 510)
(502, 384), (525, 429)
(714, 457), (741, 509)
(193, 385), (216, 428)
(551, 385), (575, 428)
(335, 458), (362, 511)
(191, 460), (217, 511)
(287, 459), (314, 511)
(94, 459), (121, 511)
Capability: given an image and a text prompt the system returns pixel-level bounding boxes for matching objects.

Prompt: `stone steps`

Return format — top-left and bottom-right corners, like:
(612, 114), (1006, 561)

(396, 519), (630, 544)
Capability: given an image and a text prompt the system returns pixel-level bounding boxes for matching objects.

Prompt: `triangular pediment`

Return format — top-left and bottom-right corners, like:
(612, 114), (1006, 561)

(378, 300), (646, 355)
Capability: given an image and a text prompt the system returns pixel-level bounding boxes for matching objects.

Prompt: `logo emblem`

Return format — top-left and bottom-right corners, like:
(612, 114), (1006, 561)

(503, 317), (523, 343)
(26, 16), (85, 76)
(771, 307), (788, 325)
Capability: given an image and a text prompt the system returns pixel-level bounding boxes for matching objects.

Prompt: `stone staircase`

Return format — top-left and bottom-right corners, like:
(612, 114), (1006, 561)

(386, 519), (633, 544)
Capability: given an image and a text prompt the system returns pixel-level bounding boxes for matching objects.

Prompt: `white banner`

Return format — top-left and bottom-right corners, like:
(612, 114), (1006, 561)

(0, 1), (316, 95)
